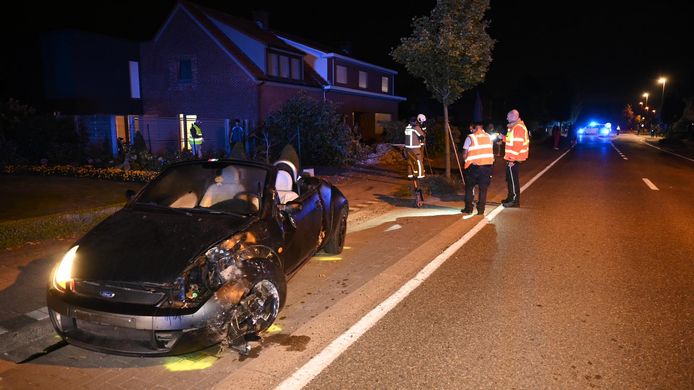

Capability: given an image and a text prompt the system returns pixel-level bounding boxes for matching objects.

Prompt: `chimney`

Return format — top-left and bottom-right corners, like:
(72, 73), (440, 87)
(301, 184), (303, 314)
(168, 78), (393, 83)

(252, 10), (269, 30)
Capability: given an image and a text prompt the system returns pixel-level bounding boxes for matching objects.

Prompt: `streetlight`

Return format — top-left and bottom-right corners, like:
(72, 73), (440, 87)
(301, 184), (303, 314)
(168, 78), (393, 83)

(658, 77), (667, 119)
(642, 92), (649, 107)
(639, 101), (643, 105)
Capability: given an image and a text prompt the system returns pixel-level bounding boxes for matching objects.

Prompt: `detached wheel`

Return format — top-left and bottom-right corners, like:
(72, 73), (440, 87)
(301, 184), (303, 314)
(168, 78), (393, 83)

(324, 207), (347, 254)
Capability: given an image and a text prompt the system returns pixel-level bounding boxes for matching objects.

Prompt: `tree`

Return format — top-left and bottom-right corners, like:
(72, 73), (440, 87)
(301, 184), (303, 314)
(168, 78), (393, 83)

(622, 104), (635, 131)
(391, 0), (494, 178)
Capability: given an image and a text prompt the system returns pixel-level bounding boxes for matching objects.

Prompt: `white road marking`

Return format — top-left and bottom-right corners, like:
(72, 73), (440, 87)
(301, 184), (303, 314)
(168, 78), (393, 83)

(384, 224), (402, 232)
(641, 140), (694, 163)
(275, 146), (575, 390)
(642, 178), (659, 191)
(25, 307), (49, 321)
(610, 142), (628, 160)
(0, 326), (7, 336)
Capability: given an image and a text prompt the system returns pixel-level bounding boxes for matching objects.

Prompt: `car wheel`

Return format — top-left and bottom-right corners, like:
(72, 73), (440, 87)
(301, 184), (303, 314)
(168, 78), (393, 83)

(244, 279), (281, 334)
(324, 207), (347, 254)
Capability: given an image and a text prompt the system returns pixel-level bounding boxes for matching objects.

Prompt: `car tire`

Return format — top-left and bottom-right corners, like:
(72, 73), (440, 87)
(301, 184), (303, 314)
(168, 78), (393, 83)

(239, 259), (287, 334)
(324, 207), (347, 254)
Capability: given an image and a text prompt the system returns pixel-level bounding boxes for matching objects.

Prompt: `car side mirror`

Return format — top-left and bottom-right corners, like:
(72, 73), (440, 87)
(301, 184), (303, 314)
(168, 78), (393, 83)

(279, 201), (302, 215)
(125, 189), (136, 202)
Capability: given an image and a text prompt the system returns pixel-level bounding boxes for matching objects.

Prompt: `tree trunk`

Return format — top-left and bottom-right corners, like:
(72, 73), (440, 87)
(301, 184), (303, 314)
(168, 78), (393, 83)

(443, 103), (451, 178)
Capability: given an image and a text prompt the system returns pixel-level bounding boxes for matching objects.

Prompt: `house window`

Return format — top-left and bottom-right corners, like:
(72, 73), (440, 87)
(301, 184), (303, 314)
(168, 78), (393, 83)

(279, 56), (290, 78)
(336, 65), (348, 84)
(268, 52), (302, 80)
(291, 58), (301, 80)
(358, 71), (368, 89)
(128, 61), (140, 99)
(268, 53), (279, 76)
(381, 76), (390, 93)
(179, 59), (192, 82)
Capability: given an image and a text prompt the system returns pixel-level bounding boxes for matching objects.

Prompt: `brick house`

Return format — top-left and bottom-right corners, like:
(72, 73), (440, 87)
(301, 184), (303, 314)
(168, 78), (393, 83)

(140, 1), (405, 154)
(40, 30), (143, 156)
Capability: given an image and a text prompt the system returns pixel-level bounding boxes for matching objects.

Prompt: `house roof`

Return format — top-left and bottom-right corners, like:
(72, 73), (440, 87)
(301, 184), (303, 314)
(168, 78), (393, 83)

(176, 1), (325, 87)
(276, 32), (399, 75)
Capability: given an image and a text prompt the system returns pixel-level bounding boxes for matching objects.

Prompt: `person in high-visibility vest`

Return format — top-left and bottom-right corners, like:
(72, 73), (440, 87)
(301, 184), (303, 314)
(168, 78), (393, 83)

(461, 122), (494, 217)
(501, 109), (529, 208)
(189, 120), (204, 158)
(404, 114), (427, 179)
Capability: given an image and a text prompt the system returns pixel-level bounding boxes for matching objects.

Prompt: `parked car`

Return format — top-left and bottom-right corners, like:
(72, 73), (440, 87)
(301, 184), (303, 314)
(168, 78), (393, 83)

(47, 158), (348, 356)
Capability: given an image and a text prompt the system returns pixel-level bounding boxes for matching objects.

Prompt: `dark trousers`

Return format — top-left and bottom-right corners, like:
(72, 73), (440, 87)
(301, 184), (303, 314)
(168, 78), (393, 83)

(464, 164), (492, 213)
(505, 161), (521, 202)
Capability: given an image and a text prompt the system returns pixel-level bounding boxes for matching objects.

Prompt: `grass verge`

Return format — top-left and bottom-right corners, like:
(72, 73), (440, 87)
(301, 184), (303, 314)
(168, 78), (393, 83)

(0, 206), (120, 250)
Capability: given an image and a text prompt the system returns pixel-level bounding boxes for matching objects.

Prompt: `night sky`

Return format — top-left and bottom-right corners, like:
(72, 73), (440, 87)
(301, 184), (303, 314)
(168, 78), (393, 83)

(2, 0), (692, 126)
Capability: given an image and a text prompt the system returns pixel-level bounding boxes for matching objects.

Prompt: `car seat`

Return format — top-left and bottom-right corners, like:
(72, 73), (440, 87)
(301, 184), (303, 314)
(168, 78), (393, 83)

(200, 166), (246, 207)
(275, 170), (298, 204)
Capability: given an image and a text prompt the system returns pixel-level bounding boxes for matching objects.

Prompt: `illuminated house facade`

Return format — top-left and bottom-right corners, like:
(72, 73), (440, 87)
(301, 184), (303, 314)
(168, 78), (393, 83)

(139, 1), (405, 154)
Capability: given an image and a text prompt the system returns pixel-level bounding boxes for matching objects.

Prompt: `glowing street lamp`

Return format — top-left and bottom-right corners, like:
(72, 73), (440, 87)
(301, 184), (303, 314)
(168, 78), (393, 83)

(639, 101), (643, 105)
(657, 77), (667, 118)
(642, 92), (649, 107)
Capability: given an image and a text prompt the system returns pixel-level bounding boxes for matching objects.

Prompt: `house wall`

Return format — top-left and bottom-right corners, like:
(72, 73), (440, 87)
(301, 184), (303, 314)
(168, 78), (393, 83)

(259, 83), (323, 120)
(140, 6), (259, 153)
(40, 30), (142, 115)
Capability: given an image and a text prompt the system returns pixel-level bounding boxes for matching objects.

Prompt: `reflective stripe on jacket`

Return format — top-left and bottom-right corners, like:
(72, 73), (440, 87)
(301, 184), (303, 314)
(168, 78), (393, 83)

(405, 124), (424, 148)
(504, 120), (529, 161)
(189, 123), (204, 145)
(464, 130), (494, 169)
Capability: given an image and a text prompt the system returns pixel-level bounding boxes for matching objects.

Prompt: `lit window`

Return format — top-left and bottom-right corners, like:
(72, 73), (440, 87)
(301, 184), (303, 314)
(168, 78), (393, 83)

(291, 58), (301, 80)
(179, 59), (192, 81)
(280, 56), (290, 78)
(359, 71), (367, 89)
(268, 53), (279, 76)
(336, 65), (347, 84)
(381, 76), (389, 93)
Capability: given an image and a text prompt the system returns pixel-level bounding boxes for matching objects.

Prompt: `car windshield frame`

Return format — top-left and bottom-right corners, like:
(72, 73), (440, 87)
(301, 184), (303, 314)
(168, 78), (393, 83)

(131, 161), (270, 217)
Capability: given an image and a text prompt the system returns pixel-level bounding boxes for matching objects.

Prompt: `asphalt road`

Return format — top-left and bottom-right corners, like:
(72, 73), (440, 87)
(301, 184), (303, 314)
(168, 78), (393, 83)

(304, 134), (694, 389)
(0, 134), (691, 389)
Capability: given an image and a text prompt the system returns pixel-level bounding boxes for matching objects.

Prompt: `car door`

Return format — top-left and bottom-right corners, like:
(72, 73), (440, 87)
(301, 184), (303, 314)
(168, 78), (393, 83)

(281, 188), (324, 273)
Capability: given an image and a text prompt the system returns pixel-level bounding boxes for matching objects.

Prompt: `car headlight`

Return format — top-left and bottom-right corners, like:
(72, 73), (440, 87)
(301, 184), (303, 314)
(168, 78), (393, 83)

(162, 234), (247, 309)
(53, 245), (79, 292)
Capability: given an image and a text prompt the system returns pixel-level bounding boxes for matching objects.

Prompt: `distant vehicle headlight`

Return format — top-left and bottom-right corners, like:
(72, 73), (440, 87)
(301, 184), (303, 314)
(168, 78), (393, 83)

(53, 245), (79, 292)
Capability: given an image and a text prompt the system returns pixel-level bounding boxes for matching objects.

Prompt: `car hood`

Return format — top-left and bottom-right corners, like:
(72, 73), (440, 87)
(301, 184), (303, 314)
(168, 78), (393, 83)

(73, 207), (252, 284)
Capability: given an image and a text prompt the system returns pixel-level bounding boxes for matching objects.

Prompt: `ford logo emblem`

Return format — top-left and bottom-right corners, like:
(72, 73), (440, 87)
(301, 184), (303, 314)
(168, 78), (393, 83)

(99, 290), (115, 299)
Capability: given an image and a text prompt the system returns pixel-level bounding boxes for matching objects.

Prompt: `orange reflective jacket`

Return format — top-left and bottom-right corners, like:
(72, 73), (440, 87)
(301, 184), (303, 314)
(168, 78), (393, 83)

(504, 121), (529, 162)
(464, 130), (494, 169)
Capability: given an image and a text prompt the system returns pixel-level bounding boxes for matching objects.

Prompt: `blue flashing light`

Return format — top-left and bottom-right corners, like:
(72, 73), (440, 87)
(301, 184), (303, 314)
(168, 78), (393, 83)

(600, 128), (610, 136)
(605, 122), (612, 128)
(578, 128), (585, 134)
(589, 121), (599, 127)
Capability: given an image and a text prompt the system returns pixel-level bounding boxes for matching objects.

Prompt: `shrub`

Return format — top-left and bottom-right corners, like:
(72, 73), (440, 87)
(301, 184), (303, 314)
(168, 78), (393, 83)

(262, 94), (352, 166)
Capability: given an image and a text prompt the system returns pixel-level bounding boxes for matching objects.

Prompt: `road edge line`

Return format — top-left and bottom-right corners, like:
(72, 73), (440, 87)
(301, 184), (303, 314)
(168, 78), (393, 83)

(276, 147), (575, 390)
(641, 139), (694, 163)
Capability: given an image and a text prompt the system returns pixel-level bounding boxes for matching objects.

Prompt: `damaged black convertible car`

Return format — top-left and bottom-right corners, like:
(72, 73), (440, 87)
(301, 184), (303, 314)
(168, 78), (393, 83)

(47, 157), (347, 356)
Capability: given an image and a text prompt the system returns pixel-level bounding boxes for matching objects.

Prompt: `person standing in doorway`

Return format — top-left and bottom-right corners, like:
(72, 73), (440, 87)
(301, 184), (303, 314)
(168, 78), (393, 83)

(229, 119), (245, 155)
(501, 109), (529, 208)
(189, 120), (204, 158)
